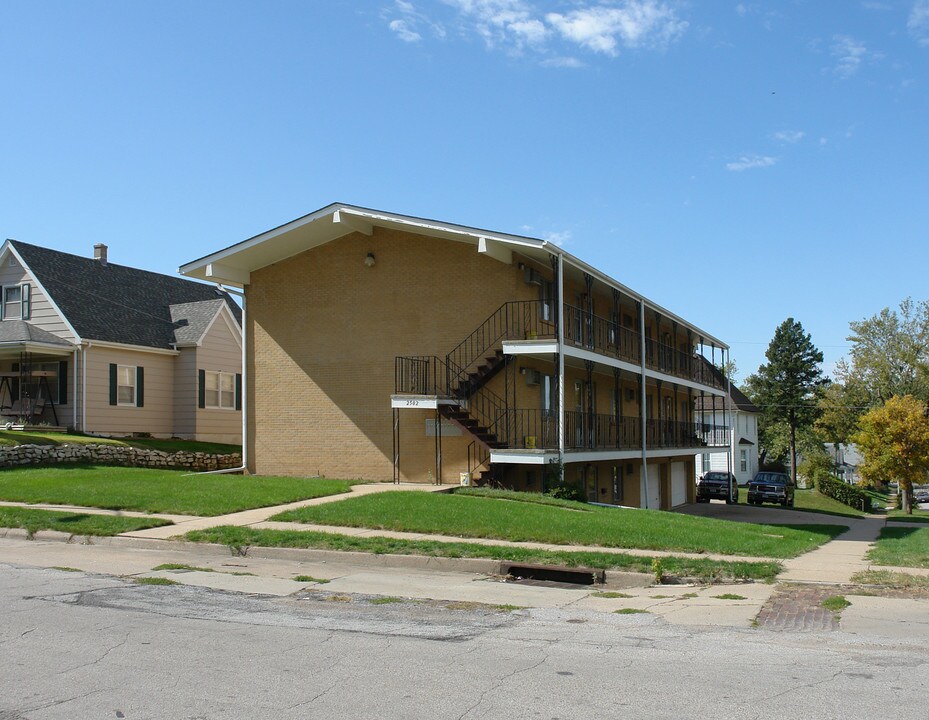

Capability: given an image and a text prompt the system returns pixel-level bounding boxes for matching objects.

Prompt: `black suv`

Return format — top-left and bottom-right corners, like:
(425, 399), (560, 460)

(696, 471), (738, 504)
(747, 472), (795, 507)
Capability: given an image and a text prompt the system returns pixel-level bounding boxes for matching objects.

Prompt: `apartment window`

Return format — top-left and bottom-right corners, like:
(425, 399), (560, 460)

(740, 449), (748, 473)
(1, 284), (29, 320)
(199, 369), (241, 410)
(205, 371), (235, 409)
(109, 364), (143, 407)
(702, 454), (710, 472)
(117, 366), (136, 405)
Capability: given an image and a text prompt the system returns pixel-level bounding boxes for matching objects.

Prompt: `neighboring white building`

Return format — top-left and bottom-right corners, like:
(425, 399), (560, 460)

(694, 368), (760, 486)
(824, 443), (862, 485)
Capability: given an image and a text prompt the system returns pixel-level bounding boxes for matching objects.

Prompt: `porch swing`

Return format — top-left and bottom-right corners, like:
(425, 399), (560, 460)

(0, 352), (59, 429)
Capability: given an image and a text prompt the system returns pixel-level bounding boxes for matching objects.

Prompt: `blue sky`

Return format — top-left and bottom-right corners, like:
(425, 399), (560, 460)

(2, 1), (927, 381)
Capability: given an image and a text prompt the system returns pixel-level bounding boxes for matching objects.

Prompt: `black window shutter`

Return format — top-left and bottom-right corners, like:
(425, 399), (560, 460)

(198, 369), (206, 409)
(136, 367), (144, 407)
(235, 373), (242, 411)
(21, 283), (31, 320)
(109, 364), (117, 406)
(58, 361), (68, 405)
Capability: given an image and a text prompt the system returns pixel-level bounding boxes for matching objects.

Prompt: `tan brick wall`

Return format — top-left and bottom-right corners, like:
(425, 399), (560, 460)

(246, 227), (536, 481)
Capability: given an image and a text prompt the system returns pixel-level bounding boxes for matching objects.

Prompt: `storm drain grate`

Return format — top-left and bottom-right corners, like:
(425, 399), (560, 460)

(501, 562), (604, 586)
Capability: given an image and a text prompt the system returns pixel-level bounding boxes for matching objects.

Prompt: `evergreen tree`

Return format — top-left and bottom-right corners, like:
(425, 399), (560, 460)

(749, 318), (827, 485)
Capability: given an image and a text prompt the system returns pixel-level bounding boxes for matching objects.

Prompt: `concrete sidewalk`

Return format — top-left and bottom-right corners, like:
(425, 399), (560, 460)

(778, 516), (885, 583)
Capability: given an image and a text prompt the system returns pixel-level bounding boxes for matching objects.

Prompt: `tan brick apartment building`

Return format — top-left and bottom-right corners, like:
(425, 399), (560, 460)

(181, 203), (731, 508)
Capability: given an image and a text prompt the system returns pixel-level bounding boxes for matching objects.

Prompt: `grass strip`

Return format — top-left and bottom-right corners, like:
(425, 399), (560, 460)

(868, 526), (929, 568)
(272, 491), (846, 559)
(0, 464), (355, 516)
(184, 526), (782, 582)
(0, 507), (171, 536)
(851, 570), (929, 589)
(790, 489), (867, 519)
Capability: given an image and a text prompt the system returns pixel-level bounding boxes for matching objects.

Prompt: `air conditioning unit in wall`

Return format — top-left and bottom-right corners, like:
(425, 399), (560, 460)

(523, 267), (543, 286)
(523, 369), (542, 386)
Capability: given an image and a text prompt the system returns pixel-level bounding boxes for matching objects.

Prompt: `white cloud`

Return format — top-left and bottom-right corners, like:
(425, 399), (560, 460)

(389, 19), (422, 42)
(726, 155), (777, 172)
(909, 0), (929, 45)
(543, 230), (571, 246)
(546, 2), (687, 56)
(384, 1), (446, 44)
(443, 0), (548, 50)
(541, 56), (585, 68)
(831, 34), (869, 78)
(773, 130), (805, 144)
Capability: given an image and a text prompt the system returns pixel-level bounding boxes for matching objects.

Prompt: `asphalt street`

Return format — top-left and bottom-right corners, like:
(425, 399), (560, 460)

(3, 564), (928, 720)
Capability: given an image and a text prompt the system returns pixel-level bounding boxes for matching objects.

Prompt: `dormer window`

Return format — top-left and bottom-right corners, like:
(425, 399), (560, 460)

(1, 284), (29, 320)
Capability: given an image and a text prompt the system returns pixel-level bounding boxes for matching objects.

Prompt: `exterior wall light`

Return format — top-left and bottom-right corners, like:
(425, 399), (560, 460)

(364, 252), (376, 267)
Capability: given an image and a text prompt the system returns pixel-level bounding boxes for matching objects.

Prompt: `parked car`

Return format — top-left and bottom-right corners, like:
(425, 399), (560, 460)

(913, 490), (929, 504)
(747, 471), (795, 507)
(696, 471), (739, 504)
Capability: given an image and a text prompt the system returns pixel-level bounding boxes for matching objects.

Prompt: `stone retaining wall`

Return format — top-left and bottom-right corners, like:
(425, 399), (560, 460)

(0, 443), (242, 472)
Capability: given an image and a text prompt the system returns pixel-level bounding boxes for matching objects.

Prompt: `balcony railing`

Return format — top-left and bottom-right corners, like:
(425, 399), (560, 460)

(395, 356), (449, 396)
(564, 411), (640, 451)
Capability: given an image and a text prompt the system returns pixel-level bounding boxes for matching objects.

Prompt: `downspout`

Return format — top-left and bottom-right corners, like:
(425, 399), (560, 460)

(82, 342), (90, 433)
(557, 252), (565, 480)
(72, 348), (78, 430)
(193, 284), (247, 475)
(640, 300), (649, 509)
(725, 348), (733, 478)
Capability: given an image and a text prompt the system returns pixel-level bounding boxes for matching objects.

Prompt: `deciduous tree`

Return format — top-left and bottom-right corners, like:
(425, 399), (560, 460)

(854, 395), (929, 514)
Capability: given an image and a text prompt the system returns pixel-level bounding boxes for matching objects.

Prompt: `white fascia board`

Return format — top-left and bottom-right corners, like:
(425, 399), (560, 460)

(644, 367), (727, 396)
(339, 206), (545, 250)
(390, 395), (457, 409)
(179, 202), (344, 277)
(205, 263), (250, 287)
(0, 342), (75, 356)
(477, 237), (512, 264)
(84, 340), (180, 356)
(6, 244), (83, 344)
(489, 450), (558, 465)
(562, 345), (642, 375)
(332, 210), (373, 236)
(502, 339), (559, 355)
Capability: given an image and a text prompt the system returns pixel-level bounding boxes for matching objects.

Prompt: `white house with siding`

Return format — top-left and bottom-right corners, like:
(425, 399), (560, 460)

(0, 239), (242, 443)
(694, 371), (760, 486)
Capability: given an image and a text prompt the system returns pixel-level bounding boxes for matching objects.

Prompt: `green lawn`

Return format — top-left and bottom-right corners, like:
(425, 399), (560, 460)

(0, 465), (355, 516)
(184, 526), (783, 582)
(270, 490), (846, 559)
(868, 526), (929, 568)
(886, 508), (929, 523)
(0, 430), (240, 455)
(0, 506), (172, 536)
(791, 488), (868, 519)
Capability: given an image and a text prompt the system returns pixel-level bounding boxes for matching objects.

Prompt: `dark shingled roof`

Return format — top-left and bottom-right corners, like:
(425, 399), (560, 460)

(9, 240), (241, 350)
(0, 320), (75, 347)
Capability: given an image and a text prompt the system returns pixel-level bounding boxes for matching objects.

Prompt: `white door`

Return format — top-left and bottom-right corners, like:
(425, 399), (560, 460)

(641, 466), (661, 509)
(670, 462), (688, 507)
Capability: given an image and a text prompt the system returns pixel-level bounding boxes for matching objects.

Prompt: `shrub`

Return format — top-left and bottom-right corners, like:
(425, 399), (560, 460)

(818, 475), (872, 512)
(545, 482), (586, 503)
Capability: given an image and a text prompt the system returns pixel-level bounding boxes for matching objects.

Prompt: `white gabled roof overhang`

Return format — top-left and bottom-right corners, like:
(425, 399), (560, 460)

(179, 202), (727, 350)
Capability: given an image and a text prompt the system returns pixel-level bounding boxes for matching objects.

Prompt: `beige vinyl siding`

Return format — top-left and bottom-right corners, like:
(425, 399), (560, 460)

(174, 347), (197, 438)
(191, 311), (242, 443)
(83, 346), (175, 437)
(0, 258), (76, 341)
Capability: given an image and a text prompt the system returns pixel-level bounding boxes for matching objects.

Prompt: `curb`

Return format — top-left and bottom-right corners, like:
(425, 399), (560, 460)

(0, 528), (656, 587)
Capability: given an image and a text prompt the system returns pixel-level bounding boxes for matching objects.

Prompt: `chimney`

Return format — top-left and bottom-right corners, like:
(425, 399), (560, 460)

(94, 243), (108, 266)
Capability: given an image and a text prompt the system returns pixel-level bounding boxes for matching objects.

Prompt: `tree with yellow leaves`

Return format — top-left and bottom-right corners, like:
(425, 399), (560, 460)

(854, 395), (929, 514)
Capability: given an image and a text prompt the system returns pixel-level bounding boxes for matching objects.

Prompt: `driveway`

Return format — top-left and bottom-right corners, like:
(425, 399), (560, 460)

(674, 500), (853, 526)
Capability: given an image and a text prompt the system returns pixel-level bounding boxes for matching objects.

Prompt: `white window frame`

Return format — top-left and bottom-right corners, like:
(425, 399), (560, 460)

(740, 449), (748, 473)
(204, 370), (236, 410)
(2, 285), (22, 320)
(117, 365), (137, 406)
